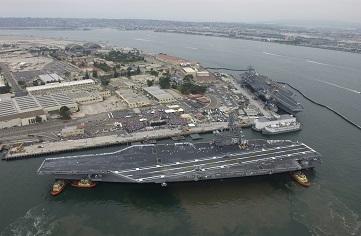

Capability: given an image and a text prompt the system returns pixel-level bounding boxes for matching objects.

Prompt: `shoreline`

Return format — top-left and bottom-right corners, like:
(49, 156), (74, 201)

(1, 27), (360, 55)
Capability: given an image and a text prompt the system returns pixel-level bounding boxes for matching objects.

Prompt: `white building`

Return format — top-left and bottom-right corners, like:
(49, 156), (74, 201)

(143, 86), (176, 104)
(66, 91), (103, 105)
(61, 126), (85, 138)
(115, 89), (151, 108)
(0, 74), (6, 89)
(253, 115), (297, 131)
(38, 73), (64, 84)
(0, 96), (47, 129)
(35, 94), (78, 113)
(182, 67), (197, 78)
(26, 79), (96, 95)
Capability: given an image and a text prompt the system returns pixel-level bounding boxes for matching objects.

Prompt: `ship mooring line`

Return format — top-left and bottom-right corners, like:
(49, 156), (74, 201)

(278, 81), (361, 131)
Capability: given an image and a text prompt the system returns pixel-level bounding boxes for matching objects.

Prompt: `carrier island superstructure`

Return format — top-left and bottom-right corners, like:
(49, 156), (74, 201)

(37, 117), (321, 185)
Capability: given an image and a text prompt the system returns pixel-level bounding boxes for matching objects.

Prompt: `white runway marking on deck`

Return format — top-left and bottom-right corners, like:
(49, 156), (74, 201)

(138, 151), (314, 181)
(116, 144), (306, 173)
(138, 146), (310, 176)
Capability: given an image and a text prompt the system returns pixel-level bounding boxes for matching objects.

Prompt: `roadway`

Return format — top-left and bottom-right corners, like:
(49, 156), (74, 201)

(0, 62), (24, 94)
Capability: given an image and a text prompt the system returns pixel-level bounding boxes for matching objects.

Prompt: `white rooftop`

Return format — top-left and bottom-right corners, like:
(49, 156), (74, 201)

(26, 79), (95, 92)
(143, 86), (175, 100)
(182, 67), (197, 73)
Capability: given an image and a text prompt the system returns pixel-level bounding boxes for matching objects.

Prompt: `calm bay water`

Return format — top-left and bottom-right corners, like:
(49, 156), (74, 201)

(0, 29), (360, 236)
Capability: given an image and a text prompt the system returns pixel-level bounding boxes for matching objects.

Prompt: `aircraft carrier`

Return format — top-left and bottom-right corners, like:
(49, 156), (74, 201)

(37, 118), (321, 185)
(240, 69), (304, 114)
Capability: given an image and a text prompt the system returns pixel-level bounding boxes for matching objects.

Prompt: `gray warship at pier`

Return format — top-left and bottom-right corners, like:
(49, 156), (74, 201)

(37, 116), (321, 185)
(240, 69), (304, 114)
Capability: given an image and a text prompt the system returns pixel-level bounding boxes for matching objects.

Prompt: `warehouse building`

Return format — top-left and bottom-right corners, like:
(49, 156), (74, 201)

(26, 79), (96, 95)
(38, 73), (64, 84)
(182, 67), (197, 78)
(0, 94), (78, 128)
(116, 89), (151, 108)
(0, 96), (47, 129)
(61, 125), (85, 138)
(66, 91), (103, 105)
(35, 94), (78, 113)
(143, 86), (176, 103)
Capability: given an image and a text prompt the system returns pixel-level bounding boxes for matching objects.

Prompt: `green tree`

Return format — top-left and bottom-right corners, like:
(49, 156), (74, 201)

(84, 71), (90, 80)
(159, 76), (171, 89)
(147, 80), (154, 87)
(59, 106), (71, 120)
(183, 74), (193, 82)
(18, 80), (27, 88)
(35, 116), (43, 123)
(92, 70), (98, 78)
(101, 77), (110, 86)
(64, 71), (71, 78)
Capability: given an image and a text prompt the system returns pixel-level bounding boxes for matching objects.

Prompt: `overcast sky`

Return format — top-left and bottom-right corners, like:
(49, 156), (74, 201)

(1, 0), (360, 24)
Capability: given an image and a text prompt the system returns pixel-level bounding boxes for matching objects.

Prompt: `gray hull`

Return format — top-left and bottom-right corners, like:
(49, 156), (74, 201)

(38, 140), (321, 184)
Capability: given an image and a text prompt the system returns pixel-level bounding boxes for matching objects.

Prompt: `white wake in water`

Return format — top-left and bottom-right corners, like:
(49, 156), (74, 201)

(314, 79), (361, 94)
(1, 206), (56, 236)
(306, 60), (331, 66)
(263, 51), (286, 57)
(185, 47), (198, 50)
(134, 38), (152, 42)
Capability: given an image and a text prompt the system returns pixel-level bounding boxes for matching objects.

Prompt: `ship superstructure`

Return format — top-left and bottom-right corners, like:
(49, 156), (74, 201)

(240, 70), (304, 114)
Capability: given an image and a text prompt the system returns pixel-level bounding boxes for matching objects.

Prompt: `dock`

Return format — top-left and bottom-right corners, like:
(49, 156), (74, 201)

(3, 122), (228, 160)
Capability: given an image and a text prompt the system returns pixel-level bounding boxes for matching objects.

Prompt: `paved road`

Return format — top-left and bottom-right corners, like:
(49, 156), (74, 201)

(230, 76), (275, 118)
(0, 62), (24, 94)
(0, 112), (109, 143)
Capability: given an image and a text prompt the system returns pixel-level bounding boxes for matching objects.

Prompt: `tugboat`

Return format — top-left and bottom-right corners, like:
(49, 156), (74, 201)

(50, 179), (66, 196)
(291, 171), (311, 187)
(71, 179), (96, 188)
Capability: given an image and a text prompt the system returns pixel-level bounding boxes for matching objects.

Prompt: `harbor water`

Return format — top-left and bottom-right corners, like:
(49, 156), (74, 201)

(0, 29), (360, 236)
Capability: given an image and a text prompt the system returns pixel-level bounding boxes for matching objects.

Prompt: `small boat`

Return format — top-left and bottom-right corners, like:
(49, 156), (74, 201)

(291, 171), (311, 187)
(171, 135), (185, 141)
(142, 139), (157, 144)
(50, 180), (66, 196)
(71, 179), (96, 188)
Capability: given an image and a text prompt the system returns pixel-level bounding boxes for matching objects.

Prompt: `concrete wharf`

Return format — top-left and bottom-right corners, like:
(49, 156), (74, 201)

(3, 122), (228, 160)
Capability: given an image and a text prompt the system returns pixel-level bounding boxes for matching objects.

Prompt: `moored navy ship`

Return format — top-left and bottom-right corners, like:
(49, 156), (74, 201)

(37, 118), (321, 185)
(240, 69), (303, 114)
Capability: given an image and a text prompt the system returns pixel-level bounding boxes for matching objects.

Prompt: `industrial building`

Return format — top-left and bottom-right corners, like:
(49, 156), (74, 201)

(182, 67), (197, 78)
(35, 94), (78, 113)
(0, 94), (78, 128)
(26, 79), (96, 95)
(0, 96), (47, 129)
(66, 91), (103, 105)
(0, 74), (6, 88)
(61, 125), (85, 138)
(143, 86), (176, 103)
(116, 89), (151, 108)
(38, 73), (64, 84)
